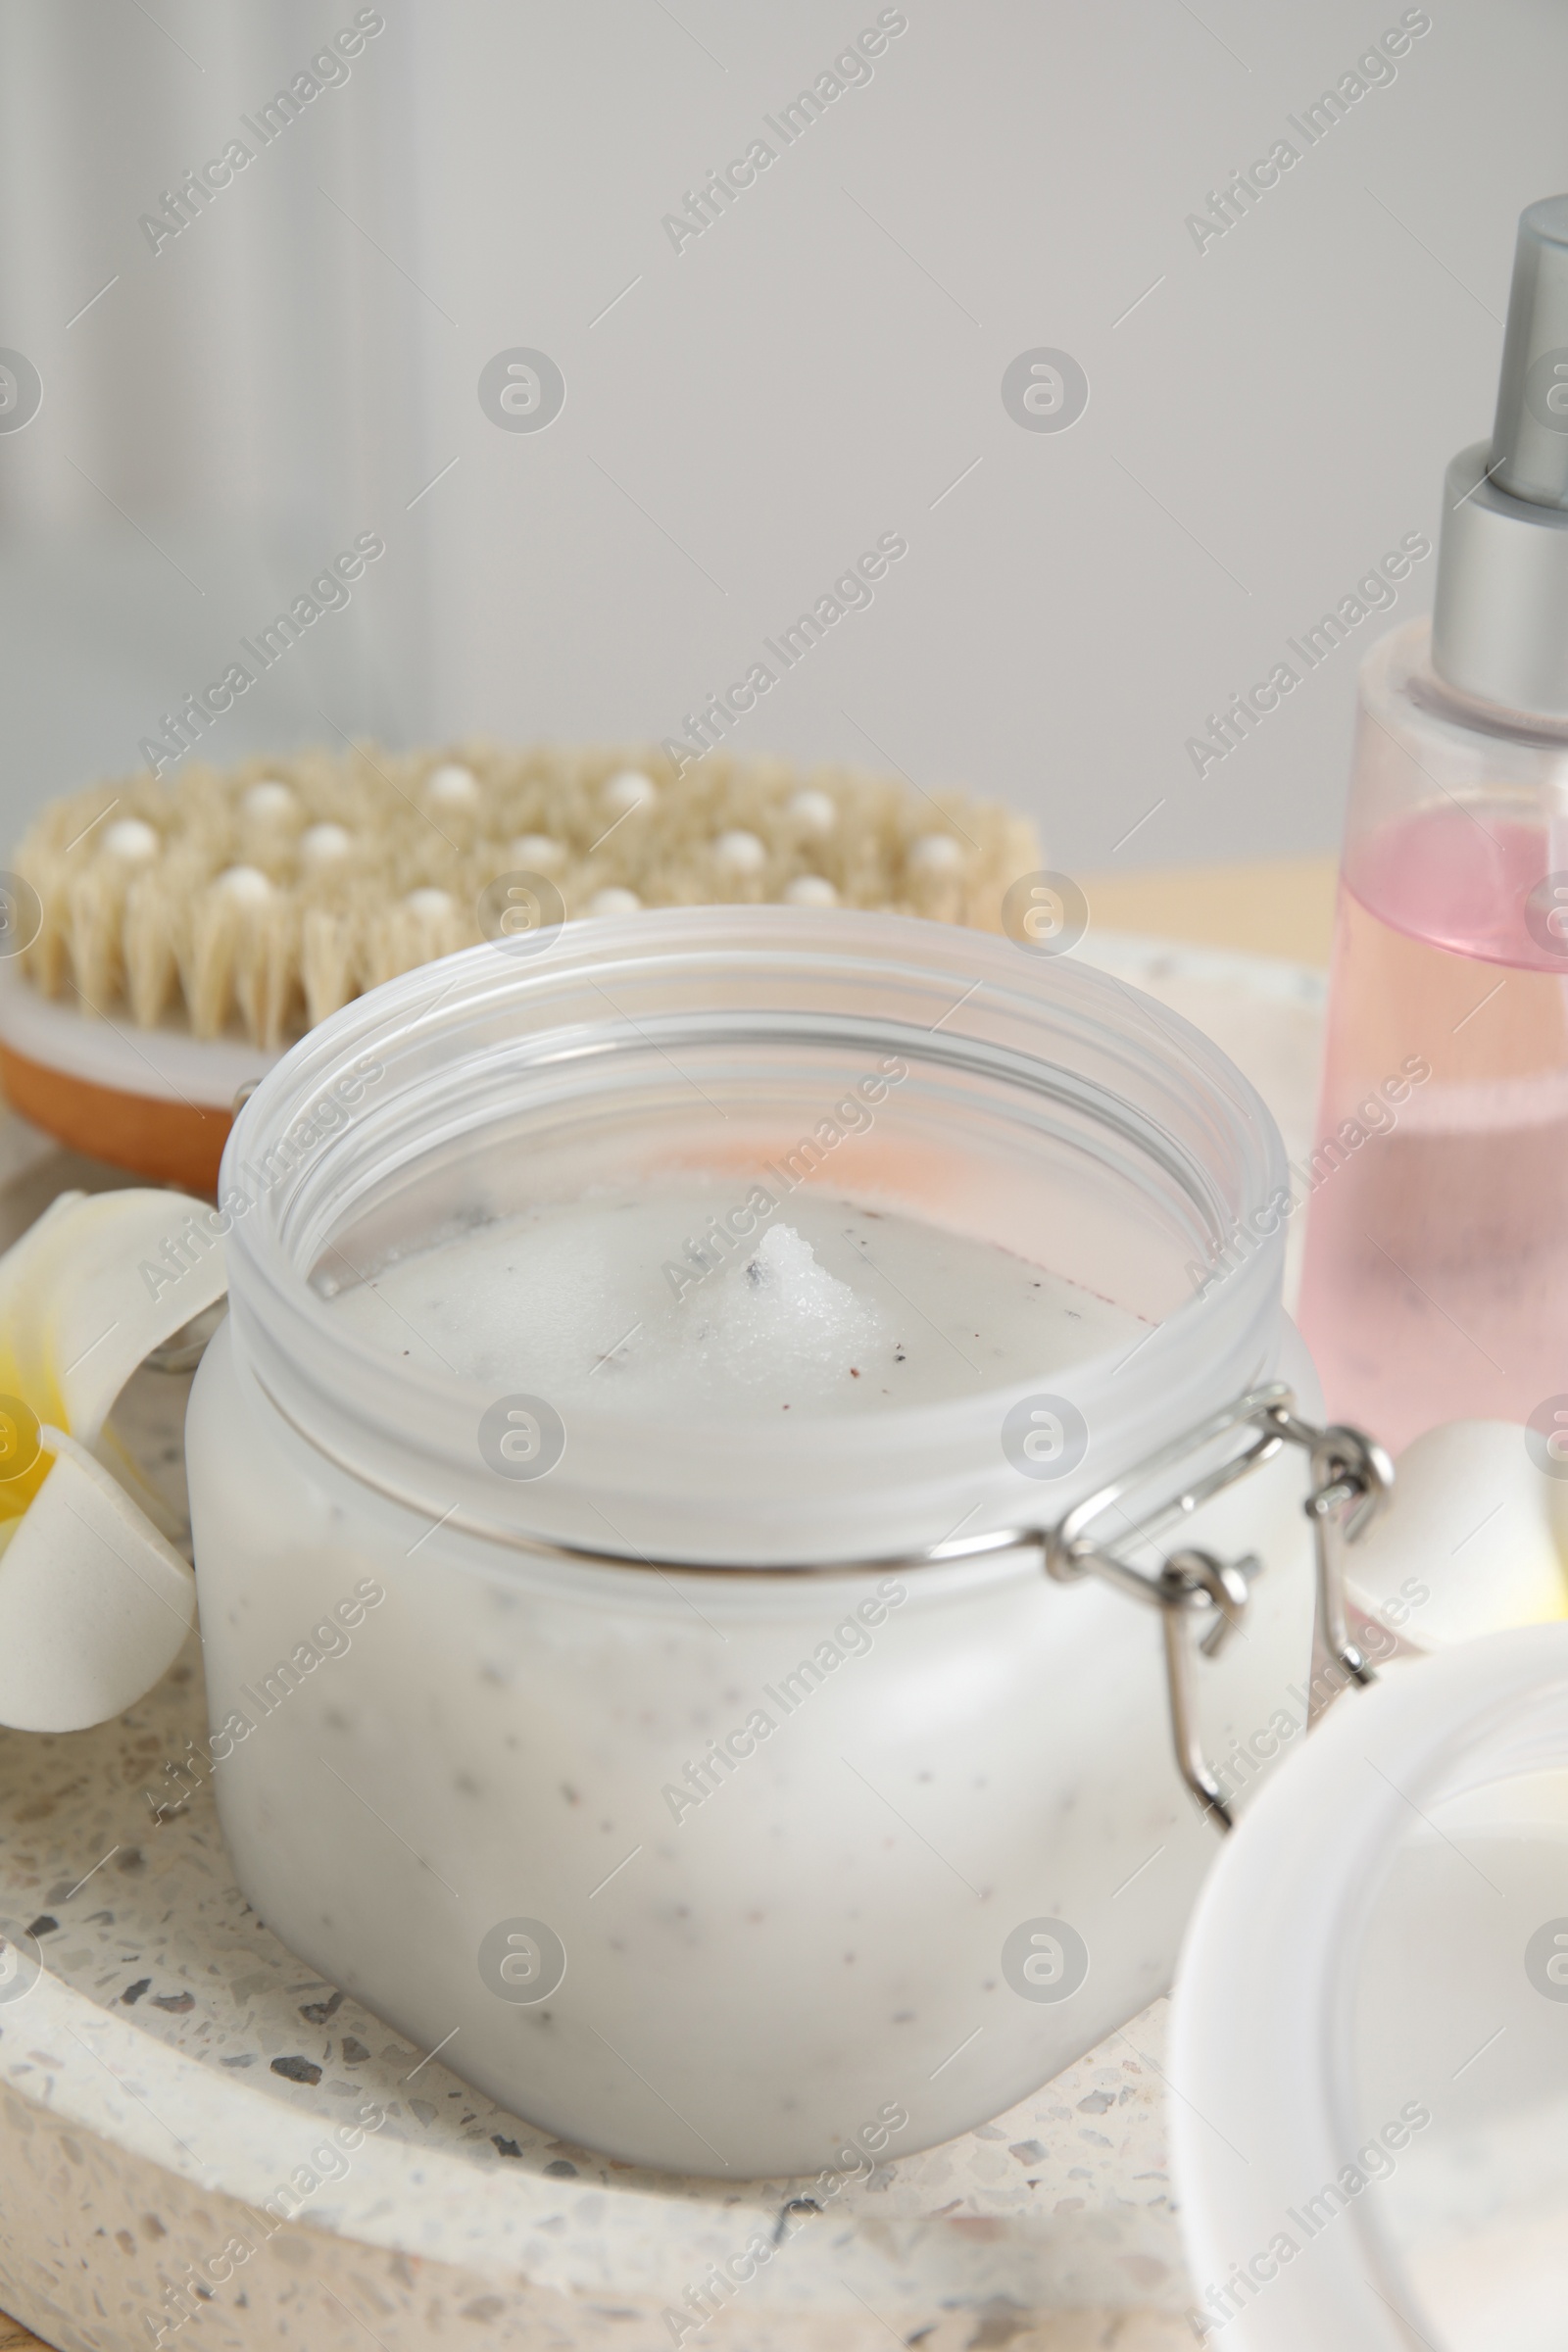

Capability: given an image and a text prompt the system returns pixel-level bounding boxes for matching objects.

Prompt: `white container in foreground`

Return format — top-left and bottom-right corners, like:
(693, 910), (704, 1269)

(186, 908), (1348, 2178)
(1170, 1621), (1568, 2351)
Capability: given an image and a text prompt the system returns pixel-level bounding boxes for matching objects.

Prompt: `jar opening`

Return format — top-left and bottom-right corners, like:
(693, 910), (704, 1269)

(222, 910), (1287, 1564)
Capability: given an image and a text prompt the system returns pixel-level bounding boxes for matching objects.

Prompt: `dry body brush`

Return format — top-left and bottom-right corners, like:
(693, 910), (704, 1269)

(15, 743), (1040, 1050)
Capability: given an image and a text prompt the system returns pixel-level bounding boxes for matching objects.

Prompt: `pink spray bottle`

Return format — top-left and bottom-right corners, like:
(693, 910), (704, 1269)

(1299, 195), (1568, 1450)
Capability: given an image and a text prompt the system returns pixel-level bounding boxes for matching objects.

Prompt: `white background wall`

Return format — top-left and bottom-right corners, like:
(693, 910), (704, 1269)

(0, 0), (1563, 877)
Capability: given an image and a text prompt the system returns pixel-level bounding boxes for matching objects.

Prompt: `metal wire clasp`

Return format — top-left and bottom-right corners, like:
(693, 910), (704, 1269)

(1043, 1382), (1394, 1831)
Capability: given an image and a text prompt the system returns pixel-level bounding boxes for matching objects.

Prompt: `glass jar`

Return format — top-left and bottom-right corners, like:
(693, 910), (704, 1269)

(186, 907), (1326, 2179)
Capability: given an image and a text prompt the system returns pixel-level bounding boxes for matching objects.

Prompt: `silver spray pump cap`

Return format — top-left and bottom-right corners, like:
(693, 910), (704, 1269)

(1431, 195), (1568, 716)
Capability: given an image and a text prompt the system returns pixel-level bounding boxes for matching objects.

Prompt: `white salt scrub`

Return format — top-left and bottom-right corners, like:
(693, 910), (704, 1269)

(329, 1183), (1140, 1416)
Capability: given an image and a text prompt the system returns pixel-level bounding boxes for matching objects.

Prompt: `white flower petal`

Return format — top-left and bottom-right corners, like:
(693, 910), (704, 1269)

(1348, 1418), (1568, 1646)
(0, 1428), (194, 1732)
(8, 1189), (229, 1446)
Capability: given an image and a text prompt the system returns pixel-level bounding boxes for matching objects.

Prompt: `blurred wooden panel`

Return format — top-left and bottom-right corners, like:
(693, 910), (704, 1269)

(1078, 856), (1340, 968)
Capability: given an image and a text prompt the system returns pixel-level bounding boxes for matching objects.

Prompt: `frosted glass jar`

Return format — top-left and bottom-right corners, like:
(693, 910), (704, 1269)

(186, 908), (1323, 2178)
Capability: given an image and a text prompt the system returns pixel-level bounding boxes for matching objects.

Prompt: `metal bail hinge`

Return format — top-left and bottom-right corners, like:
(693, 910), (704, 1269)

(1043, 1383), (1394, 1831)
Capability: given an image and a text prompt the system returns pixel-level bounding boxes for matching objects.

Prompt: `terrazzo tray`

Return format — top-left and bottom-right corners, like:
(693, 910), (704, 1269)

(0, 939), (1326, 2352)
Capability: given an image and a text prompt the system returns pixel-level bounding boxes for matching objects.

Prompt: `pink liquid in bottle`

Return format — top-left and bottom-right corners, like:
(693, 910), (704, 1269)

(1298, 802), (1568, 1448)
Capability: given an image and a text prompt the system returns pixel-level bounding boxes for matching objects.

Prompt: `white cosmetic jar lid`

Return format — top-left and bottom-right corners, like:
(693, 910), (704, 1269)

(1169, 1621), (1568, 2351)
(220, 907), (1289, 1567)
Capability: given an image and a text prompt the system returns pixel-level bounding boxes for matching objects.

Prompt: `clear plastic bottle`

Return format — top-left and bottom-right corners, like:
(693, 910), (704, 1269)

(1299, 197), (1568, 1447)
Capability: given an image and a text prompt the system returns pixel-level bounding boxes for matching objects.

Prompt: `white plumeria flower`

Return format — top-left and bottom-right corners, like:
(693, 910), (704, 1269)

(0, 1188), (226, 1732)
(1348, 1418), (1568, 1646)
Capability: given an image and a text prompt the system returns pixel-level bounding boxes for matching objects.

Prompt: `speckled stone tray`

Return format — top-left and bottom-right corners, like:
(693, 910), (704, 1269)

(0, 941), (1326, 2352)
